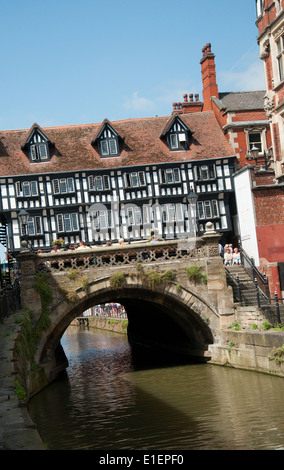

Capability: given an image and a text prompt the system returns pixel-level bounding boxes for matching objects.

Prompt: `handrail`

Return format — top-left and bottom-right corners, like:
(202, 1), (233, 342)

(0, 281), (21, 323)
(33, 238), (209, 273)
(239, 247), (270, 297)
(225, 267), (281, 326)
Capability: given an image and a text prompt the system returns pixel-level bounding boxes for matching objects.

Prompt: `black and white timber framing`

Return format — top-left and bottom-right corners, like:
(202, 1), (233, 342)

(0, 156), (236, 253)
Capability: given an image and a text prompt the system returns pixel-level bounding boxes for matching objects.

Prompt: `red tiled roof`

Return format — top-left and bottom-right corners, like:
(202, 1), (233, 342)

(0, 112), (234, 177)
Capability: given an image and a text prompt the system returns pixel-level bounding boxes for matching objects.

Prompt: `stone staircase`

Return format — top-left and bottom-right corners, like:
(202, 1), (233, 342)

(226, 264), (284, 326)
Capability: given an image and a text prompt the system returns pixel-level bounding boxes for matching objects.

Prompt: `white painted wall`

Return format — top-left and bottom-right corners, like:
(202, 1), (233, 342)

(233, 168), (260, 266)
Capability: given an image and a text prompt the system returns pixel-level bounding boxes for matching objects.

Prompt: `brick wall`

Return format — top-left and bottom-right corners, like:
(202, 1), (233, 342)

(253, 187), (284, 225)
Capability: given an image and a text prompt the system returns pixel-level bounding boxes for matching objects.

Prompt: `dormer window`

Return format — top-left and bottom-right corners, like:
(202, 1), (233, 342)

(169, 129), (188, 151)
(30, 142), (49, 161)
(101, 138), (118, 156)
(21, 123), (53, 163)
(160, 115), (192, 152)
(92, 119), (123, 158)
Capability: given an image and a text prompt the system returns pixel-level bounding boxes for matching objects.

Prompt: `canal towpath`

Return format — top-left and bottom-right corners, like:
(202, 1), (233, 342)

(0, 314), (44, 450)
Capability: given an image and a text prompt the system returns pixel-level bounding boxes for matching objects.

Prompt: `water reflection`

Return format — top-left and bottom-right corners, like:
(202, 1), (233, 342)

(28, 326), (284, 450)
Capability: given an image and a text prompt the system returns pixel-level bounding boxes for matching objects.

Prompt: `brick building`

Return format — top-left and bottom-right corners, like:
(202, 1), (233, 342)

(173, 43), (272, 170)
(173, 30), (284, 297)
(256, 0), (284, 178)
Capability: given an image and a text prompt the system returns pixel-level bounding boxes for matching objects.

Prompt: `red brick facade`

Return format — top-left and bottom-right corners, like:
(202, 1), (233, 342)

(257, 0), (284, 176)
(172, 38), (284, 296)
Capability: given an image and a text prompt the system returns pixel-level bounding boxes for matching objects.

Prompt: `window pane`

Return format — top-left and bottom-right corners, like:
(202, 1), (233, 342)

(27, 217), (35, 235)
(173, 168), (180, 182)
(39, 143), (48, 160)
(64, 214), (72, 232)
(94, 176), (103, 191)
(67, 178), (75, 192)
(109, 139), (117, 154)
(99, 211), (107, 229)
(103, 175), (110, 190)
(138, 171), (146, 186)
(101, 141), (109, 155)
(71, 213), (79, 231)
(23, 182), (30, 197)
(57, 214), (64, 232)
(204, 201), (212, 218)
(130, 173), (138, 187)
(16, 182), (21, 197)
(35, 216), (42, 234)
(278, 56), (284, 81)
(170, 134), (178, 149)
(30, 181), (38, 196)
(30, 146), (38, 161)
(168, 204), (175, 221)
(212, 200), (219, 217)
(176, 203), (184, 221)
(197, 202), (205, 219)
(249, 133), (262, 152)
(127, 208), (134, 225)
(134, 207), (142, 225)
(60, 179), (67, 193)
(53, 180), (60, 194)
(166, 169), (173, 184)
(200, 166), (209, 180)
(88, 175), (94, 190)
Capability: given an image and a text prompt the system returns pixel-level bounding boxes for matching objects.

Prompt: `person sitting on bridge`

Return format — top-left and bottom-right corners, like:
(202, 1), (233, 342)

(233, 247), (241, 265)
(51, 244), (60, 252)
(78, 241), (89, 249)
(224, 248), (233, 266)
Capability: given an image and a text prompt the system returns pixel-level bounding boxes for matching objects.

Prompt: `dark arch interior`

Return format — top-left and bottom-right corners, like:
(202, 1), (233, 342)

(43, 286), (214, 372)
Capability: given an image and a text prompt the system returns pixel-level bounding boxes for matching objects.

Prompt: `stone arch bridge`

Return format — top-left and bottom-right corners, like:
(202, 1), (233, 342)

(17, 224), (236, 398)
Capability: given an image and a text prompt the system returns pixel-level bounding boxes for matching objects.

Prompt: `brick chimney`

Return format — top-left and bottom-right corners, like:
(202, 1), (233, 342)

(172, 93), (202, 114)
(200, 43), (219, 111)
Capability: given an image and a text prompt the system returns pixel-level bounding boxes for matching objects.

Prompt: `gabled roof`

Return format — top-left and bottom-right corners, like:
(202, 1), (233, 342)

(212, 91), (266, 112)
(21, 123), (55, 150)
(160, 113), (193, 138)
(0, 111), (235, 177)
(91, 118), (125, 145)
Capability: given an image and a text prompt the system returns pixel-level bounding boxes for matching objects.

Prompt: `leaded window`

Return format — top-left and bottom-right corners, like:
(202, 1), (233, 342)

(57, 213), (79, 232)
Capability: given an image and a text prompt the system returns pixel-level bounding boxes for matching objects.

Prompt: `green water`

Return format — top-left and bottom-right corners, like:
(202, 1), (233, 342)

(28, 326), (284, 450)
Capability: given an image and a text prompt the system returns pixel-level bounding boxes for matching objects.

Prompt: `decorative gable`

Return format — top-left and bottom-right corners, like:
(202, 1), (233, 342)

(21, 123), (54, 163)
(91, 119), (124, 158)
(160, 114), (192, 151)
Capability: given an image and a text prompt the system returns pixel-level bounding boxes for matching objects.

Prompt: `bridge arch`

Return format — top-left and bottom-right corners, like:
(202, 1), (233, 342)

(37, 275), (220, 371)
(17, 231), (235, 397)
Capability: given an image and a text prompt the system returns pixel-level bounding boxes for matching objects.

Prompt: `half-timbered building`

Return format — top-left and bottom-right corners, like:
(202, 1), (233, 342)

(0, 112), (236, 253)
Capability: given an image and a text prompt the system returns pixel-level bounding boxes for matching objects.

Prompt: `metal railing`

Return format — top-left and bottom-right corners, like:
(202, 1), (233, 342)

(225, 266), (283, 326)
(239, 247), (270, 297)
(0, 281), (22, 324)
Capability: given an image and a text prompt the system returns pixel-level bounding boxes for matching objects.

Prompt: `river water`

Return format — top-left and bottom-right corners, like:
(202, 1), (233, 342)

(28, 325), (284, 450)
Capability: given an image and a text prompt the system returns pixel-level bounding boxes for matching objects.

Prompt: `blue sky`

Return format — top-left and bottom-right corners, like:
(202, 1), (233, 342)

(0, 0), (265, 131)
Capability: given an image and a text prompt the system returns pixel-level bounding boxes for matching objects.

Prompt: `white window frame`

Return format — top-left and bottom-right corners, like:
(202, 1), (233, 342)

(21, 215), (42, 236)
(88, 174), (111, 191)
(30, 143), (49, 161)
(160, 168), (181, 184)
(197, 200), (219, 220)
(276, 35), (284, 82)
(16, 181), (38, 197)
(53, 178), (75, 195)
(57, 213), (79, 232)
(123, 171), (146, 188)
(100, 138), (118, 157)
